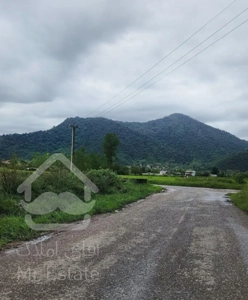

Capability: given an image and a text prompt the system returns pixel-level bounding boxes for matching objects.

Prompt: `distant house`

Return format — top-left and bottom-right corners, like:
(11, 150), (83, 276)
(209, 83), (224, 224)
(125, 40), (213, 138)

(185, 170), (196, 177)
(159, 170), (167, 175)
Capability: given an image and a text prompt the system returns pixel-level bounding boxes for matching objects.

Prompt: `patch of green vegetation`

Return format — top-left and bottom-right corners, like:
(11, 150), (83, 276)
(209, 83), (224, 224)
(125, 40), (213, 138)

(120, 175), (244, 190)
(0, 180), (162, 249)
(92, 182), (161, 214)
(230, 184), (248, 212)
(216, 151), (248, 172)
(87, 169), (123, 194)
(0, 216), (40, 245)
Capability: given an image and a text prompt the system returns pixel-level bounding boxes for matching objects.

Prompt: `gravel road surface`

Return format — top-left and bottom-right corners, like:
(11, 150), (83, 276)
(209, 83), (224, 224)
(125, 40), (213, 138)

(1, 186), (248, 300)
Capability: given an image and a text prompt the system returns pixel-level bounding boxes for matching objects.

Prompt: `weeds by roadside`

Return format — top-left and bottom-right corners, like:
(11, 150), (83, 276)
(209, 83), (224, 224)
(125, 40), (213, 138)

(2, 167), (245, 249)
(0, 167), (162, 249)
(230, 184), (248, 212)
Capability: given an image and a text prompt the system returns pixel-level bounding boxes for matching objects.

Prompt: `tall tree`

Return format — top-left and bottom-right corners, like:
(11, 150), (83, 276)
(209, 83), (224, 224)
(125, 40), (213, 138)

(211, 166), (219, 175)
(102, 133), (120, 169)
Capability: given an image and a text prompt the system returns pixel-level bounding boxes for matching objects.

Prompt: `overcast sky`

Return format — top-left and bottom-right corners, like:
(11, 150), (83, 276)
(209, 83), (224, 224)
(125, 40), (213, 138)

(0, 0), (248, 140)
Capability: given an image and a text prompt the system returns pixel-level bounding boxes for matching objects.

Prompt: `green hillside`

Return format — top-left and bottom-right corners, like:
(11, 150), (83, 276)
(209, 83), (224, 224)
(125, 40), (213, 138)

(0, 114), (247, 165)
(216, 151), (248, 172)
(0, 117), (171, 164)
(120, 113), (248, 164)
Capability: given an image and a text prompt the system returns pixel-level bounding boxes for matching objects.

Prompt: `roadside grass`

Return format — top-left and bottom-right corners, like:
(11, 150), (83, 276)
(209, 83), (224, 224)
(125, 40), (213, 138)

(0, 216), (38, 249)
(92, 183), (161, 214)
(0, 182), (162, 249)
(120, 175), (244, 190)
(230, 184), (248, 212)
(1, 168), (244, 249)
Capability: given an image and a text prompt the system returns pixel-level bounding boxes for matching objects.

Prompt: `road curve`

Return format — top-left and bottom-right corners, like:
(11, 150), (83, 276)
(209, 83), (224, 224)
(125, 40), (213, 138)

(1, 186), (248, 300)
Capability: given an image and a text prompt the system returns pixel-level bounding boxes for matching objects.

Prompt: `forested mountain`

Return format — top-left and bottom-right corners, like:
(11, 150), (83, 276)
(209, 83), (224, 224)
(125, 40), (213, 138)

(0, 113), (247, 166)
(0, 117), (172, 164)
(215, 151), (248, 172)
(119, 113), (248, 164)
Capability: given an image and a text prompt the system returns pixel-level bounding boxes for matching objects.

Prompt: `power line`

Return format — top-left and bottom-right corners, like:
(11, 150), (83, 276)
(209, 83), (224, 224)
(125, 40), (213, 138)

(86, 0), (237, 117)
(99, 17), (248, 117)
(95, 8), (248, 117)
(96, 7), (248, 116)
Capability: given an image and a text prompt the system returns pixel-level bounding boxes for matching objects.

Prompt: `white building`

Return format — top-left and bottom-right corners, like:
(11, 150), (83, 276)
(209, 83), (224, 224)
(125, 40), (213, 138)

(185, 170), (196, 177)
(159, 170), (168, 175)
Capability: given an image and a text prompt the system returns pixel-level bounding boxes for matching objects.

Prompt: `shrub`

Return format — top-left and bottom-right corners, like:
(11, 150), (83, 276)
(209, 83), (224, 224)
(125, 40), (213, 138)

(234, 173), (247, 184)
(0, 169), (25, 195)
(198, 171), (210, 177)
(114, 165), (130, 175)
(0, 194), (22, 216)
(31, 170), (85, 198)
(87, 169), (122, 194)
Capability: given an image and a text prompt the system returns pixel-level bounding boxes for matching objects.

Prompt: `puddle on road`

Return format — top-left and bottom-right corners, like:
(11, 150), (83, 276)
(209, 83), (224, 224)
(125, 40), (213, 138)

(201, 191), (236, 205)
(162, 186), (236, 205)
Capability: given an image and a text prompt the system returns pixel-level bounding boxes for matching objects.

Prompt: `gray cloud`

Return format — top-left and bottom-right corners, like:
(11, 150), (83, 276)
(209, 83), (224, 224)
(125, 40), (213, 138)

(0, 0), (149, 104)
(0, 0), (248, 141)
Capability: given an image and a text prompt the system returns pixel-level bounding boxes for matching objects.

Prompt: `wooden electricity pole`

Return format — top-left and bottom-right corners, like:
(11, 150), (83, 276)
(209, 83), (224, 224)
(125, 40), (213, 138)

(70, 124), (79, 171)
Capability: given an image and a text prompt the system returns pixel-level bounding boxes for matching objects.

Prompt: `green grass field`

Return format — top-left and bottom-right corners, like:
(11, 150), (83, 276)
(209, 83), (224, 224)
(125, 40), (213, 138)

(120, 175), (244, 190)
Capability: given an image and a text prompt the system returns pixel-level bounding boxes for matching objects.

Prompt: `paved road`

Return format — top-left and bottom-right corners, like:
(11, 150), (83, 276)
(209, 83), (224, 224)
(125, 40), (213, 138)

(1, 186), (248, 299)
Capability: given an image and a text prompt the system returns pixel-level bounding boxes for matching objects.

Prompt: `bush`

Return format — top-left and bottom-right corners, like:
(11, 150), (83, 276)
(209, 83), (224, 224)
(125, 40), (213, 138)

(114, 165), (130, 175)
(130, 166), (143, 175)
(0, 169), (25, 195)
(87, 169), (122, 194)
(0, 194), (22, 216)
(234, 173), (247, 184)
(218, 171), (226, 177)
(198, 171), (210, 177)
(31, 170), (85, 198)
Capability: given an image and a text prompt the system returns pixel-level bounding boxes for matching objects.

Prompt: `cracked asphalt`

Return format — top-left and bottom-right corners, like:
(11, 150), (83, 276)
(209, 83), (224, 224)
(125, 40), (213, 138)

(1, 186), (248, 300)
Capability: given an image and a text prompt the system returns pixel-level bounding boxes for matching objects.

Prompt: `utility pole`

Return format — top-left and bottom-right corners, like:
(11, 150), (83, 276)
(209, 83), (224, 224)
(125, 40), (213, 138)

(70, 124), (79, 171)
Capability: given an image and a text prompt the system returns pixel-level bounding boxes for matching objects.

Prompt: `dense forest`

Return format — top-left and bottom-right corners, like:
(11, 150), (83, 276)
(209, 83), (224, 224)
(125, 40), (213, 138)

(215, 151), (248, 172)
(120, 114), (248, 164)
(0, 113), (247, 167)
